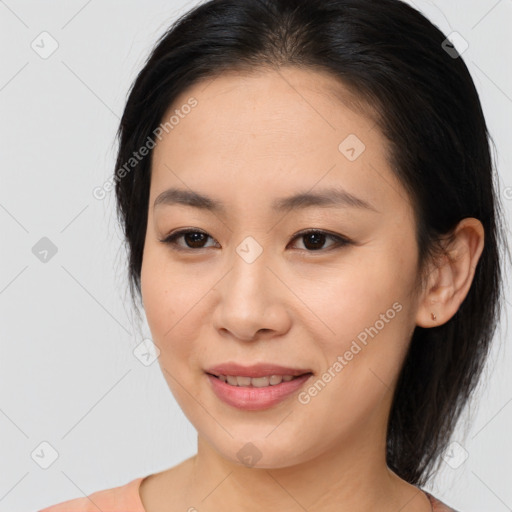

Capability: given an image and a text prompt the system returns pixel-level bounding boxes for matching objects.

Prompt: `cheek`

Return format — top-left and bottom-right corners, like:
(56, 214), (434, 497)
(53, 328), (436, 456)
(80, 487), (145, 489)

(310, 259), (408, 336)
(140, 247), (211, 371)
(141, 248), (185, 346)
(309, 236), (417, 368)
(141, 251), (170, 340)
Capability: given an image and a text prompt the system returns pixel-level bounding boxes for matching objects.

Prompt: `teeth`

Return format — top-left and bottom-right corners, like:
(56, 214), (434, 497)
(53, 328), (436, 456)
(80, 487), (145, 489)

(217, 374), (298, 387)
(226, 375), (238, 386)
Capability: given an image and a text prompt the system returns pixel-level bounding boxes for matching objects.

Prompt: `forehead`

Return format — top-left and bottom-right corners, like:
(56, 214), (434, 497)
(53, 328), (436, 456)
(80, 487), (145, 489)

(150, 67), (408, 215)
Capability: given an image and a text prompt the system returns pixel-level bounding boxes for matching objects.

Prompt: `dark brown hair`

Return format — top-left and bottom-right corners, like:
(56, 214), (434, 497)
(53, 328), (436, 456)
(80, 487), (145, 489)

(114, 0), (508, 486)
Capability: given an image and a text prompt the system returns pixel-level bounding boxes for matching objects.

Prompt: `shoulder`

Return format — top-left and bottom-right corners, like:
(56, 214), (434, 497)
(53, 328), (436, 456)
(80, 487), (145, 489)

(425, 491), (461, 512)
(38, 476), (146, 512)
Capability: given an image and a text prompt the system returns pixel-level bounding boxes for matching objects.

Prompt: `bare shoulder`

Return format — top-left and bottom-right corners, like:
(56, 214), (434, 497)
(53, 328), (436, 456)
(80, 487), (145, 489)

(39, 477), (141, 512)
(423, 490), (460, 512)
(139, 457), (195, 512)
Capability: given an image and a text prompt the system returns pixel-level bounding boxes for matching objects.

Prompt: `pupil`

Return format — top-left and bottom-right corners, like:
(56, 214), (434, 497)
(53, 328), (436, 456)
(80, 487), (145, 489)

(185, 232), (206, 248)
(304, 232), (325, 250)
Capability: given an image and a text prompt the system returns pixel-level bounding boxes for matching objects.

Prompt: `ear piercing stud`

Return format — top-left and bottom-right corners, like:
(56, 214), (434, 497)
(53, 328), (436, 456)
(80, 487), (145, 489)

(431, 312), (437, 321)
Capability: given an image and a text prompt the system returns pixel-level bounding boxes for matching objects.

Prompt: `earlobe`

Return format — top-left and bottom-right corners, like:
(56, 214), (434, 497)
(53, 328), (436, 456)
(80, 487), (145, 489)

(415, 217), (485, 328)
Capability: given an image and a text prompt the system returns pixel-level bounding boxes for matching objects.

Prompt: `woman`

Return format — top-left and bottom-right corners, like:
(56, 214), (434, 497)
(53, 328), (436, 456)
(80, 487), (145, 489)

(39, 0), (507, 510)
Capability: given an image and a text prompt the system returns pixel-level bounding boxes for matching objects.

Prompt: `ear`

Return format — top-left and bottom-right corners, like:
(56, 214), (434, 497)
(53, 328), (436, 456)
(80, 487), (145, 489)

(415, 218), (485, 328)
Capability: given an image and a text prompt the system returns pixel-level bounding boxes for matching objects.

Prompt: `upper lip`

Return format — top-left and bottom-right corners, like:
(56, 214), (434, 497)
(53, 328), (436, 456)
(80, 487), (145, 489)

(205, 363), (313, 378)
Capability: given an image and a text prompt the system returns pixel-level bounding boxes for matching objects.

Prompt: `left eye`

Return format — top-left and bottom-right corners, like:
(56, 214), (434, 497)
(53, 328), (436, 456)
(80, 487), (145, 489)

(159, 228), (351, 252)
(291, 229), (351, 251)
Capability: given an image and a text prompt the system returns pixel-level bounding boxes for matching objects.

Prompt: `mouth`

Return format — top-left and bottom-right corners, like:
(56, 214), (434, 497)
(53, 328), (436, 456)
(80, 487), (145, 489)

(205, 362), (314, 385)
(205, 369), (314, 411)
(205, 372), (314, 388)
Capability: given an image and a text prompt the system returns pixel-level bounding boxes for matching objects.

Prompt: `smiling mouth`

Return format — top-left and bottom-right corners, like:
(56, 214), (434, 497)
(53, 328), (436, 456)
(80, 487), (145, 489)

(206, 372), (313, 388)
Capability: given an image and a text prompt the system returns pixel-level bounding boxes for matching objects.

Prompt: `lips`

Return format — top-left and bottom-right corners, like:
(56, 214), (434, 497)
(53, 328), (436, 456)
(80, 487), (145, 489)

(205, 362), (313, 379)
(206, 372), (313, 410)
(204, 362), (314, 410)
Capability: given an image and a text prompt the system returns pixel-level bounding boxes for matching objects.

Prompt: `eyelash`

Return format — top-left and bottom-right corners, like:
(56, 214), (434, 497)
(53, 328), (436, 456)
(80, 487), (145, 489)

(158, 228), (352, 253)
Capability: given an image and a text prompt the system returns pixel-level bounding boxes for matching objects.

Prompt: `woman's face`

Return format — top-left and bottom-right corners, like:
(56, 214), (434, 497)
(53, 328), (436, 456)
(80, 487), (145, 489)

(141, 67), (424, 468)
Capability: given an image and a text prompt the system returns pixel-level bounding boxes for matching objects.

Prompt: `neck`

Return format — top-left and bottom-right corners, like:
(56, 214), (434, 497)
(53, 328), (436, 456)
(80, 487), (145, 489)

(182, 414), (430, 512)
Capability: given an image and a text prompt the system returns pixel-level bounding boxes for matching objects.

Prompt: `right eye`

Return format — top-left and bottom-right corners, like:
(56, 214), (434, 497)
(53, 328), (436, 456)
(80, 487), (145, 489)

(159, 228), (219, 251)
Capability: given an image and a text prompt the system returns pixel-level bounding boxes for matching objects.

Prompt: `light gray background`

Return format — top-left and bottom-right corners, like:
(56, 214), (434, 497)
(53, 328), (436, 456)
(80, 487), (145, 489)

(0, 1), (511, 511)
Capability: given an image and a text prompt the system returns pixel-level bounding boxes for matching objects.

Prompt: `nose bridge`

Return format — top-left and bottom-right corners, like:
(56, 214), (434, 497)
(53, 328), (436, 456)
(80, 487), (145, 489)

(225, 239), (272, 306)
(213, 237), (290, 339)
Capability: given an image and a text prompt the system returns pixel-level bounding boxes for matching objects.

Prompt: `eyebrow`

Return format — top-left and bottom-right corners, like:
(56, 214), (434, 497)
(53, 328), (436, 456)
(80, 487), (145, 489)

(153, 186), (378, 213)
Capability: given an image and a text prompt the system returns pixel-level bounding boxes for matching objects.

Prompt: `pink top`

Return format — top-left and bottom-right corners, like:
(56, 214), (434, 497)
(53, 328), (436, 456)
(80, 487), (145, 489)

(38, 475), (458, 511)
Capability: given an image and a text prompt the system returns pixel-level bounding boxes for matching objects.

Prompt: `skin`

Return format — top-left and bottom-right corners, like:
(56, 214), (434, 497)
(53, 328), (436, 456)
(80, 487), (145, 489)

(138, 66), (484, 512)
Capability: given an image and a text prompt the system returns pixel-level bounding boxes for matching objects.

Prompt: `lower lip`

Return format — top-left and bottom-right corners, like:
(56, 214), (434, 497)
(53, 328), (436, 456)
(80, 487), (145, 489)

(206, 373), (313, 411)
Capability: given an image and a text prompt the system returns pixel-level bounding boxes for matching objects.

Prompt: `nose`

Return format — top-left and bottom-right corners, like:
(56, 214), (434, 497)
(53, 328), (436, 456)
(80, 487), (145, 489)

(212, 248), (292, 342)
